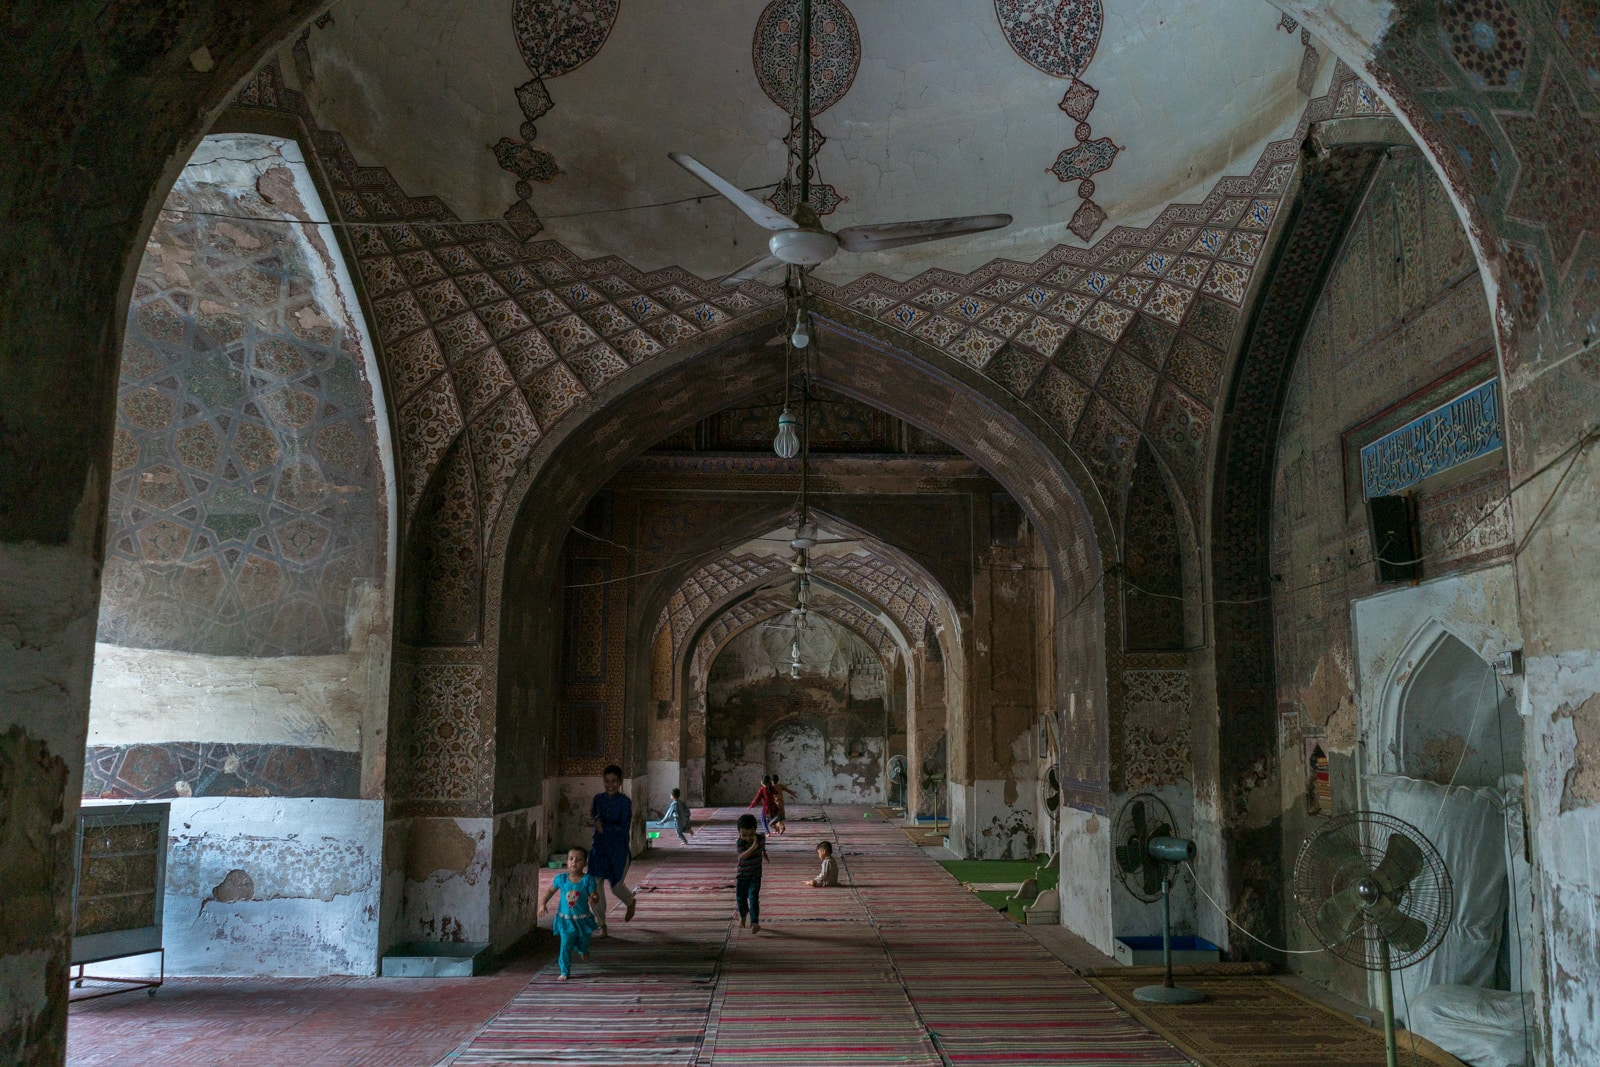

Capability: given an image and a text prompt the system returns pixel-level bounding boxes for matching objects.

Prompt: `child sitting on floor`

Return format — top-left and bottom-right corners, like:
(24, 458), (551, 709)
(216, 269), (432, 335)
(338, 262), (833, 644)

(539, 846), (601, 980)
(801, 840), (839, 887)
(735, 813), (768, 934)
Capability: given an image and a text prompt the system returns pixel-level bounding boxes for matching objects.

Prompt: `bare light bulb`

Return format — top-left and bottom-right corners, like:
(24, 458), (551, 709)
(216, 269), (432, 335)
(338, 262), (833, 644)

(790, 316), (810, 348)
(773, 408), (800, 459)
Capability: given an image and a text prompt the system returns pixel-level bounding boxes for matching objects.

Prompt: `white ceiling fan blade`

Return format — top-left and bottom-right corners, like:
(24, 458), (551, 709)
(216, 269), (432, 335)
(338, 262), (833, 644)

(835, 213), (1013, 254)
(668, 152), (798, 233)
(721, 253), (785, 288)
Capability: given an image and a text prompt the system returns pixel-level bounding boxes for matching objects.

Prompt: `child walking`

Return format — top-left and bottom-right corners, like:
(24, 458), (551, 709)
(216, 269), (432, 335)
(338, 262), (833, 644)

(539, 846), (601, 980)
(734, 813), (768, 934)
(662, 788), (693, 844)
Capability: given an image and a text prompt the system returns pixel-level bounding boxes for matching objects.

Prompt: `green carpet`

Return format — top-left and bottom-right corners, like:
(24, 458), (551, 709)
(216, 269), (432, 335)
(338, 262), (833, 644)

(937, 857), (1057, 914)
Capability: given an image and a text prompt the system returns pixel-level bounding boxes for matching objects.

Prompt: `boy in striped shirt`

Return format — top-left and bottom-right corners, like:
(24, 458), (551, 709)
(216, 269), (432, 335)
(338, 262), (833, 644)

(734, 813), (768, 933)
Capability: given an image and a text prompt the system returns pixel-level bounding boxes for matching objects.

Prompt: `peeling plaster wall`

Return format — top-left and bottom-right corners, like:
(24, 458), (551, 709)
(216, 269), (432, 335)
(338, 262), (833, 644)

(1513, 445), (1600, 1062)
(906, 653), (948, 819)
(951, 530), (1046, 860)
(1268, 147), (1505, 1001)
(490, 805), (543, 953)
(706, 620), (888, 806)
(75, 135), (397, 983)
(1058, 806), (1114, 954)
(395, 816), (491, 945)
(86, 798), (382, 977)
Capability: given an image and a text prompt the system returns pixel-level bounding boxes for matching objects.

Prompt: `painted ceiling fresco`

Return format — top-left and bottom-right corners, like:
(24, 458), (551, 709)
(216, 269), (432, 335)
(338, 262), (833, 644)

(298, 0), (1313, 280)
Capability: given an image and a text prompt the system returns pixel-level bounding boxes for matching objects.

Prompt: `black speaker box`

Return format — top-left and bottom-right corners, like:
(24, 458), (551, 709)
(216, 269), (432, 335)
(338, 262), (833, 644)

(1367, 494), (1420, 583)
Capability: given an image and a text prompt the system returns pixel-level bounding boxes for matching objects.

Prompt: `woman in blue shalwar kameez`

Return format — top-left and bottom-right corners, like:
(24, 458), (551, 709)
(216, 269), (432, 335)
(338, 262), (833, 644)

(590, 763), (637, 932)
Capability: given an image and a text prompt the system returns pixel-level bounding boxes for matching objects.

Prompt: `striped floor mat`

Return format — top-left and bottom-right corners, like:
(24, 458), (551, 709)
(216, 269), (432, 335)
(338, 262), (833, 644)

(444, 807), (1192, 1066)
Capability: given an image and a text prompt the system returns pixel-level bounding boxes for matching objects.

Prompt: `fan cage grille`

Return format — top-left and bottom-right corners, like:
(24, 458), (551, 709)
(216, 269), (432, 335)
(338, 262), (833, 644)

(1113, 793), (1176, 905)
(1293, 810), (1453, 970)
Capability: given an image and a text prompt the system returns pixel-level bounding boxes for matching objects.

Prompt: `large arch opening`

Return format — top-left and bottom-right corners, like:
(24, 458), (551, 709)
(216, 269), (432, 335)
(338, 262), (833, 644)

(488, 312), (1119, 941)
(79, 132), (396, 980)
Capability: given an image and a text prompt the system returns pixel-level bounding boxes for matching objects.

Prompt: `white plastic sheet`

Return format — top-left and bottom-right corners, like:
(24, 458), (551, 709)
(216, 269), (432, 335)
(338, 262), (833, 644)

(1366, 774), (1507, 989)
(1408, 984), (1533, 1067)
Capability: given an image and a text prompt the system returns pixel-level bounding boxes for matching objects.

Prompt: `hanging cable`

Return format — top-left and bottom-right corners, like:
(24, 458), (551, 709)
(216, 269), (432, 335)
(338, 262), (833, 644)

(1181, 861), (1328, 956)
(161, 183), (781, 230)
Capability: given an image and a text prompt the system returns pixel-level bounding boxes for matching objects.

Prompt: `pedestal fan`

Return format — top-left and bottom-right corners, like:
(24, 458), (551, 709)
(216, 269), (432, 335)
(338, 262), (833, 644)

(1293, 811), (1453, 1067)
(1113, 793), (1204, 1004)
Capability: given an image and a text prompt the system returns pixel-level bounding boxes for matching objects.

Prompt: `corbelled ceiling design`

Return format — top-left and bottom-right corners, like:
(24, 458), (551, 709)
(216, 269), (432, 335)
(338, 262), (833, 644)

(303, 0), (1311, 277)
(656, 523), (950, 670)
(233, 2), (1389, 623)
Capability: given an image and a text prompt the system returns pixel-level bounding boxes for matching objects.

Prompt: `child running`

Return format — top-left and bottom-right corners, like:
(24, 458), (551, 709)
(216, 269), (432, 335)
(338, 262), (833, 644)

(539, 846), (601, 980)
(801, 839), (839, 887)
(748, 775), (779, 834)
(590, 764), (637, 932)
(662, 787), (693, 844)
(769, 774), (797, 834)
(734, 813), (768, 934)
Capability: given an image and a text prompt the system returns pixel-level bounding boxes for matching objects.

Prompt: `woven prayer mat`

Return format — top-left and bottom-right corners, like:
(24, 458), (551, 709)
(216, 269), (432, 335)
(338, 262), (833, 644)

(1086, 973), (1468, 1067)
(447, 806), (1196, 1066)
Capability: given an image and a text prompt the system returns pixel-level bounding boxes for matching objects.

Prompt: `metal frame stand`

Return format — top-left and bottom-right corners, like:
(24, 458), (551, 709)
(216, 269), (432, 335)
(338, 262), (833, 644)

(70, 948), (164, 1002)
(1133, 871), (1205, 1005)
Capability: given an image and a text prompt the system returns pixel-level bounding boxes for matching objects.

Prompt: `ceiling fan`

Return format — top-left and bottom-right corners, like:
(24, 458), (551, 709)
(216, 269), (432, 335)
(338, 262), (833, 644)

(669, 0), (1013, 287)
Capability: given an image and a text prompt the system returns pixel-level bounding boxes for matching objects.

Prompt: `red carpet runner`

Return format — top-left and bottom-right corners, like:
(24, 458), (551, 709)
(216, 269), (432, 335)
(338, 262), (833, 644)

(445, 806), (1192, 1066)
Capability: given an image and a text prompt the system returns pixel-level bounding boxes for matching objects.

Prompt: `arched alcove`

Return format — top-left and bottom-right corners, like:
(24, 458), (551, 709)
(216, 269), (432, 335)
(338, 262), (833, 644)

(85, 132), (397, 977)
(1400, 632), (1521, 788)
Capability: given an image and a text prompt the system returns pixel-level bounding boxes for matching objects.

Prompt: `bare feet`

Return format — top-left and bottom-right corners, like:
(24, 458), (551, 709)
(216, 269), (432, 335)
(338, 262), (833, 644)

(557, 974), (569, 981)
(624, 899), (636, 922)
(595, 926), (608, 938)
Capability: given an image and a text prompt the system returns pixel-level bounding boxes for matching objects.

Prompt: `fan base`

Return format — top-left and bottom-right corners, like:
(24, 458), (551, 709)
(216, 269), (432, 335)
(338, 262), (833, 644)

(1133, 984), (1206, 1005)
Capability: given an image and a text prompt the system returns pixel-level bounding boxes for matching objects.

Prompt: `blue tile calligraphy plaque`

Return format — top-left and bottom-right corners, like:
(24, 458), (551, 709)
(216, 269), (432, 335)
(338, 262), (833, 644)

(1360, 379), (1502, 499)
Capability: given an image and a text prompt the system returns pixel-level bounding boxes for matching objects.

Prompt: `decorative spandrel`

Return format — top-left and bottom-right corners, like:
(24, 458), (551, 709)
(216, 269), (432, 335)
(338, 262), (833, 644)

(1359, 378), (1502, 499)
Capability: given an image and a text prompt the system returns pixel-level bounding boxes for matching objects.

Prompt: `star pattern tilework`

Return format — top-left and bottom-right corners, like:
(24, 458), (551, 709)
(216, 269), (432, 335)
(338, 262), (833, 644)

(235, 58), (1383, 595)
(104, 177), (384, 658)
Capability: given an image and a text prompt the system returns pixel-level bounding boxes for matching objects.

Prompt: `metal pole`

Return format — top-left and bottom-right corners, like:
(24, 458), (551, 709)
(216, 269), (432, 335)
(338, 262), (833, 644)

(798, 0), (812, 207)
(1161, 871), (1175, 988)
(1379, 940), (1399, 1067)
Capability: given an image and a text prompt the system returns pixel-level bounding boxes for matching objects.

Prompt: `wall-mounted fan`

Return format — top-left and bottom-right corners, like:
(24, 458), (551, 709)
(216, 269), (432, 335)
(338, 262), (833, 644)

(1294, 811), (1453, 1067)
(1113, 793), (1204, 1005)
(669, 0), (1011, 286)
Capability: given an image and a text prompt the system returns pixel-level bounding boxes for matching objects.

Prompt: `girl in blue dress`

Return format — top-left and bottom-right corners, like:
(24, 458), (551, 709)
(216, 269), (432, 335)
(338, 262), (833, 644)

(539, 846), (601, 980)
(590, 764), (638, 931)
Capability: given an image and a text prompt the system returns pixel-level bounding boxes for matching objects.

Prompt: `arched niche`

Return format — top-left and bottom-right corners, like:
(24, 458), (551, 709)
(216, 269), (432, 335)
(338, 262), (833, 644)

(86, 131), (398, 977)
(1372, 621), (1521, 789)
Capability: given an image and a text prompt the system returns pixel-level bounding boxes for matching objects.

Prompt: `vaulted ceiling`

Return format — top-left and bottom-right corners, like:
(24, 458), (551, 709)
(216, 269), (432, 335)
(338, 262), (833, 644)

(297, 0), (1318, 281)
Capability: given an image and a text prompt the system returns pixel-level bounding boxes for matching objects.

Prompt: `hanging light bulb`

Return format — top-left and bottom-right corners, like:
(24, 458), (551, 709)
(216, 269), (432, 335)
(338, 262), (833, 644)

(797, 576), (811, 606)
(773, 407), (800, 459)
(790, 314), (810, 349)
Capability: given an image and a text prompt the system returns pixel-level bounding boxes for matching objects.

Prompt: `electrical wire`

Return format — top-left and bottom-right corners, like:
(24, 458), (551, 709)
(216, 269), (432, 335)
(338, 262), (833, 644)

(1180, 860), (1327, 955)
(162, 183), (782, 230)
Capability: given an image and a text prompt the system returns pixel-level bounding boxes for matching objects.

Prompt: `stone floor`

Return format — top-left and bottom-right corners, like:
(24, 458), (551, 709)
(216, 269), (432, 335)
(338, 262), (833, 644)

(72, 809), (1190, 1067)
(65, 806), (1377, 1066)
(66, 960), (546, 1066)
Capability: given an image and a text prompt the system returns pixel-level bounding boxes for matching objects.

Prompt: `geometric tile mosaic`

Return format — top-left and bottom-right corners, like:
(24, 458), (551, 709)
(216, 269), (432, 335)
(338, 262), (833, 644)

(102, 175), (383, 657)
(84, 742), (360, 800)
(236, 58), (1387, 579)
